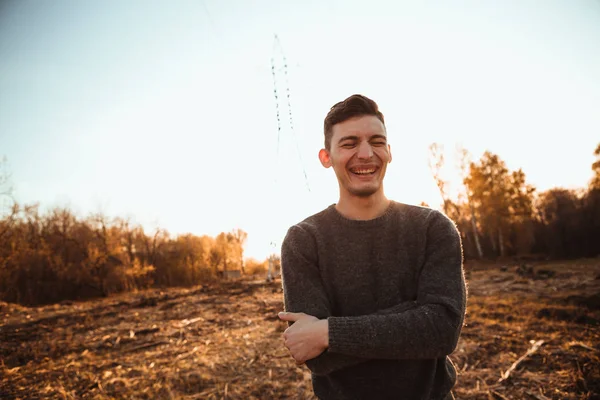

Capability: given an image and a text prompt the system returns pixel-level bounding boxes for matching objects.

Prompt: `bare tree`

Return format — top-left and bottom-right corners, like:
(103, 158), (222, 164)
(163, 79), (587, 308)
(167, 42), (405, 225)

(591, 143), (600, 190)
(427, 143), (452, 216)
(0, 156), (15, 216)
(231, 228), (248, 273)
(456, 146), (483, 259)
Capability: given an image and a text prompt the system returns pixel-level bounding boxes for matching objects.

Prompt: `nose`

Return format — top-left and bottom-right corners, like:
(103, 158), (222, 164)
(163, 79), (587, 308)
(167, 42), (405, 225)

(357, 141), (373, 159)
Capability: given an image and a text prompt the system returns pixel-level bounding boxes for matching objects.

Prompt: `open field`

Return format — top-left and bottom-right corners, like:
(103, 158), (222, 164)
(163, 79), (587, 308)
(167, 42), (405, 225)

(1, 259), (599, 399)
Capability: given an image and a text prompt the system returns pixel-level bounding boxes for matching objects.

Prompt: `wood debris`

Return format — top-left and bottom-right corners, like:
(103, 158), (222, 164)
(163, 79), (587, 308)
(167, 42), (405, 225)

(1, 261), (599, 399)
(499, 339), (545, 382)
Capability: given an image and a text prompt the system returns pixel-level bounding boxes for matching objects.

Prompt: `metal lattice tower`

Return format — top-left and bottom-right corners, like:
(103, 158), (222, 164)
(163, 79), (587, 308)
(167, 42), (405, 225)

(271, 34), (310, 192)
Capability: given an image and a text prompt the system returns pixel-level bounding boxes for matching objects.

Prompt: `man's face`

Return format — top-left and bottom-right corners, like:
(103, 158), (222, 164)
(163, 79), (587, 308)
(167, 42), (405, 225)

(319, 115), (392, 198)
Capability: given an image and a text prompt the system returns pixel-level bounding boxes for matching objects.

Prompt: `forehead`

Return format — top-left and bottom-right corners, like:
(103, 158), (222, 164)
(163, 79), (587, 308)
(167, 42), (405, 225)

(331, 115), (386, 141)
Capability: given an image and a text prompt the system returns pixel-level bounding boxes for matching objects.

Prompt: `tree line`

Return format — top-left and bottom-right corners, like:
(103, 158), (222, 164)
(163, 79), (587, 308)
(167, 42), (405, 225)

(0, 157), (278, 305)
(428, 143), (600, 260)
(0, 195), (265, 305)
(1, 143), (598, 305)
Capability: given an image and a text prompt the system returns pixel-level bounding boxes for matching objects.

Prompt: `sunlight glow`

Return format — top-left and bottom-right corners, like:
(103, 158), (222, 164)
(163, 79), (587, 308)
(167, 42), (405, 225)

(1, 1), (599, 260)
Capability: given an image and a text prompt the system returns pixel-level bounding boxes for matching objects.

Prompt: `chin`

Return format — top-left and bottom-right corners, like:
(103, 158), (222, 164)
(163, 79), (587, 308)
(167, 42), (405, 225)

(348, 185), (380, 198)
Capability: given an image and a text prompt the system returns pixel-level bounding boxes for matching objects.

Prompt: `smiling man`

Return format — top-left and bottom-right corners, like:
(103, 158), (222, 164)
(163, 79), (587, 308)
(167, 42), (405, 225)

(278, 94), (467, 400)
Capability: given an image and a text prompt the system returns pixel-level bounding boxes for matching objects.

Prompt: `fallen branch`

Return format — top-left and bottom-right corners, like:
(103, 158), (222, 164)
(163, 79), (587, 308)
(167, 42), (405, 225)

(568, 341), (596, 352)
(499, 339), (544, 382)
(174, 317), (204, 328)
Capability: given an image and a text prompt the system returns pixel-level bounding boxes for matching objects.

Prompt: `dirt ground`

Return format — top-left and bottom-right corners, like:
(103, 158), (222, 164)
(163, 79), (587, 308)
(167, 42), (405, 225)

(1, 259), (599, 399)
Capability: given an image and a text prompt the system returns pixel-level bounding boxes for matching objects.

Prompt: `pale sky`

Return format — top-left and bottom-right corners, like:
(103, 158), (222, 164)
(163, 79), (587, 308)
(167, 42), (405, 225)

(1, 0), (599, 260)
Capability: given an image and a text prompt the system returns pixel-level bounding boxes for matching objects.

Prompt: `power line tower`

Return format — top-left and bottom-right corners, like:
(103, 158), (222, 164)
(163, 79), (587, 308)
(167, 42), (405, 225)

(267, 34), (310, 282)
(271, 34), (310, 192)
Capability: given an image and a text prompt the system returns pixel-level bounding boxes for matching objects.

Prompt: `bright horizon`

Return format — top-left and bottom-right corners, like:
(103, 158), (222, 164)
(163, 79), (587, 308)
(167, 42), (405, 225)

(1, 1), (599, 260)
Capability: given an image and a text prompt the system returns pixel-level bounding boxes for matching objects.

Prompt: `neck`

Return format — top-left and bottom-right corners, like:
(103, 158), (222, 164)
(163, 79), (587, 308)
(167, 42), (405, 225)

(335, 190), (390, 221)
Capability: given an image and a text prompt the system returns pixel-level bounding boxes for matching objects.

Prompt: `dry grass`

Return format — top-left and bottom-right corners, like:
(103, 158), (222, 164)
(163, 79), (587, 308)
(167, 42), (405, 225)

(1, 259), (599, 399)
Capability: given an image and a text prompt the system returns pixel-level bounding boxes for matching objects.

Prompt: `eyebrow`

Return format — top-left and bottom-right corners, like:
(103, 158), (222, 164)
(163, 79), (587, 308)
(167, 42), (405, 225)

(337, 134), (388, 143)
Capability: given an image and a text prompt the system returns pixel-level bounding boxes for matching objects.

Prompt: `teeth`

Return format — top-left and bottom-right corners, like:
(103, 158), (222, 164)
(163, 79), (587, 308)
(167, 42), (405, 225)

(352, 169), (375, 175)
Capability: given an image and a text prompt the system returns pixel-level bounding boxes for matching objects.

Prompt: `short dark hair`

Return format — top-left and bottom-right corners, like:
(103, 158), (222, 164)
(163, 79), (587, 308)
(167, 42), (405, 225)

(323, 94), (385, 150)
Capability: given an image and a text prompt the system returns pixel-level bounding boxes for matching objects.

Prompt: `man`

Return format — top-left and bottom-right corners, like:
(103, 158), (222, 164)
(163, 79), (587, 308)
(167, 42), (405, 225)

(278, 94), (467, 400)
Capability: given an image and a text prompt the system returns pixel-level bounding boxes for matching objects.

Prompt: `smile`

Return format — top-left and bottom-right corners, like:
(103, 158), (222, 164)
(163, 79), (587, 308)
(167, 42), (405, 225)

(349, 166), (378, 175)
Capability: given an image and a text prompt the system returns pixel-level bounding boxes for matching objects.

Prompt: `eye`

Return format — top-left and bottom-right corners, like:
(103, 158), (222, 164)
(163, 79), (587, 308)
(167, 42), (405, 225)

(341, 143), (356, 148)
(372, 141), (386, 146)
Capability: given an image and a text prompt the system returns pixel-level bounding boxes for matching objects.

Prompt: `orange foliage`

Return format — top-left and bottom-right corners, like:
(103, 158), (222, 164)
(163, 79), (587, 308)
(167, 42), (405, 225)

(0, 203), (248, 305)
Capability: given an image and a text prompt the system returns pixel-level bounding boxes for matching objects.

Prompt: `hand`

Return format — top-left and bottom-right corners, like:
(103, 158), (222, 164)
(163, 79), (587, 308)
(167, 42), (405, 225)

(278, 312), (329, 365)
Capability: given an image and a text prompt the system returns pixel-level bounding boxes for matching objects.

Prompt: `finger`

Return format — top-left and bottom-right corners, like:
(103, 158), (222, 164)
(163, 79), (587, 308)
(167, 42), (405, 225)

(291, 352), (303, 363)
(293, 352), (306, 364)
(278, 312), (304, 322)
(289, 345), (304, 360)
(279, 311), (303, 322)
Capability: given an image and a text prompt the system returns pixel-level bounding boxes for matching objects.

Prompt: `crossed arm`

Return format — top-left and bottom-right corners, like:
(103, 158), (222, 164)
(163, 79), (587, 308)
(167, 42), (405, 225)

(278, 212), (467, 376)
(278, 298), (419, 372)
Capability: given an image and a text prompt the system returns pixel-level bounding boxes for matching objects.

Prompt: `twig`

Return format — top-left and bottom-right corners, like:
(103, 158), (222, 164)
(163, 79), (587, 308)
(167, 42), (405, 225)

(576, 360), (588, 392)
(568, 341), (596, 352)
(526, 391), (550, 400)
(174, 317), (204, 328)
(176, 346), (199, 360)
(499, 339), (544, 382)
(489, 390), (509, 400)
(123, 340), (169, 353)
(134, 327), (160, 335)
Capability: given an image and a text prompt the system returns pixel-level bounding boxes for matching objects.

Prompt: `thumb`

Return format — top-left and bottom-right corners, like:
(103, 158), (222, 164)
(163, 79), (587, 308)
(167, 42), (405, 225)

(278, 311), (304, 322)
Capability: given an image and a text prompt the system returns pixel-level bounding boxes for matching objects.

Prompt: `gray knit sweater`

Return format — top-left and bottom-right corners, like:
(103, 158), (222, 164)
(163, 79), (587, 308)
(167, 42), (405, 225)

(280, 201), (467, 400)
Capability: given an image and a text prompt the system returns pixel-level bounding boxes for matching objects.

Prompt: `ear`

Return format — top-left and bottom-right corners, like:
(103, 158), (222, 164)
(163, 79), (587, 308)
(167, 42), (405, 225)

(318, 148), (332, 168)
(388, 144), (392, 163)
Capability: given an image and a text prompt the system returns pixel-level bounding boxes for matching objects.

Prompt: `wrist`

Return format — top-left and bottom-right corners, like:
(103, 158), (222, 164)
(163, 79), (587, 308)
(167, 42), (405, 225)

(319, 319), (329, 349)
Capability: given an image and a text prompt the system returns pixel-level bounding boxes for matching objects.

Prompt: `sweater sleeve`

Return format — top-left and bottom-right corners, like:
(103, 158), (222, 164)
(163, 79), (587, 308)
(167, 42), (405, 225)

(327, 211), (467, 360)
(297, 302), (420, 376)
(280, 225), (370, 375)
